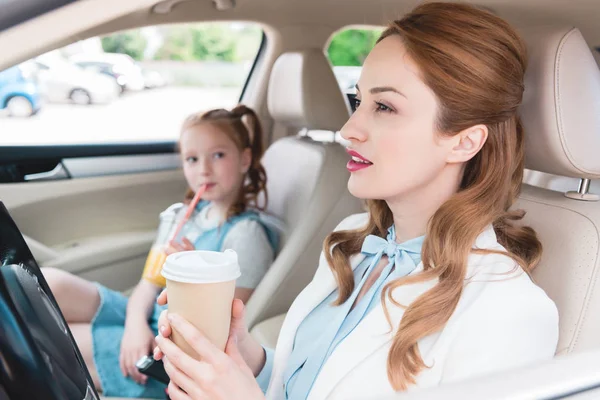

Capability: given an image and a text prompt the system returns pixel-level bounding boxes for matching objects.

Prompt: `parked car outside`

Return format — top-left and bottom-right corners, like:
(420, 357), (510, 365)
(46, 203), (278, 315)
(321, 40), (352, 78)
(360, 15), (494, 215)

(30, 57), (119, 105)
(0, 64), (42, 117)
(142, 69), (167, 89)
(70, 53), (146, 92)
(71, 60), (128, 93)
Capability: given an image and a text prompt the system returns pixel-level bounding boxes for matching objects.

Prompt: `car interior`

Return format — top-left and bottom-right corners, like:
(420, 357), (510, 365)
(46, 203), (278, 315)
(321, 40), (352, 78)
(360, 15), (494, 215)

(1, 0), (600, 399)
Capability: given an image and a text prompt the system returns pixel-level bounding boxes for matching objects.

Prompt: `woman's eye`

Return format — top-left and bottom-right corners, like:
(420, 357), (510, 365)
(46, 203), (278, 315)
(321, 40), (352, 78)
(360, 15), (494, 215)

(185, 156), (198, 163)
(213, 152), (225, 159)
(375, 102), (393, 113)
(352, 98), (361, 112)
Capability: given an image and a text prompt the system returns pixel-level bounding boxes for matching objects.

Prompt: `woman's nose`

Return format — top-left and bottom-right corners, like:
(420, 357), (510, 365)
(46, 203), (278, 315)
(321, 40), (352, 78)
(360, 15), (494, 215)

(340, 111), (368, 144)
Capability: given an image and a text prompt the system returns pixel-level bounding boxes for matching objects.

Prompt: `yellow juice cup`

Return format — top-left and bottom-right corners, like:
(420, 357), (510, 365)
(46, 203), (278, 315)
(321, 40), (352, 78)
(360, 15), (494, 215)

(141, 203), (184, 287)
(142, 246), (169, 287)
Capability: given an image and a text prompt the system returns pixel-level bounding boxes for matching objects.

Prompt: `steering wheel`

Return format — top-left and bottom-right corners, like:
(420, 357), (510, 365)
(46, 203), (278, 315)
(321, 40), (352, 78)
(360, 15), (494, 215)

(0, 202), (99, 400)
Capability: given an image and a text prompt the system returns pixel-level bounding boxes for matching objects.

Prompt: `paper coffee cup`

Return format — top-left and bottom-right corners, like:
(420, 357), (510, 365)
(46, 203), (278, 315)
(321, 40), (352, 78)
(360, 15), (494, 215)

(162, 250), (241, 358)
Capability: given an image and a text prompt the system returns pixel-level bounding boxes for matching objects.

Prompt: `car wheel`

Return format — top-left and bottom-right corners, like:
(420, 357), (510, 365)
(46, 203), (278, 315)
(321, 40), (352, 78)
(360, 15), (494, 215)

(70, 89), (92, 105)
(6, 96), (34, 118)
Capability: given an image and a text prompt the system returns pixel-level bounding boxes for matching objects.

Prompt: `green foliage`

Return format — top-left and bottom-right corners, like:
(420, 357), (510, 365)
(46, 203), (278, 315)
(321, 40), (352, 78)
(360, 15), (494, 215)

(328, 28), (383, 66)
(153, 24), (262, 62)
(101, 31), (147, 61)
(100, 25), (380, 67)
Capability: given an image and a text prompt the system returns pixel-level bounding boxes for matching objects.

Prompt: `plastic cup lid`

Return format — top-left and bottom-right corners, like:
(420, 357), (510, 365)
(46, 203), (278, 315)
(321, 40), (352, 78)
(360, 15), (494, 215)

(161, 249), (241, 283)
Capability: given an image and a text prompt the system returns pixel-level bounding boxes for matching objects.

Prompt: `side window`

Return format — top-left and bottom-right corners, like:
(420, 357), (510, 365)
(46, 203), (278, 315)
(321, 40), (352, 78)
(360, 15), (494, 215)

(0, 22), (263, 145)
(328, 27), (383, 106)
(309, 26), (383, 143)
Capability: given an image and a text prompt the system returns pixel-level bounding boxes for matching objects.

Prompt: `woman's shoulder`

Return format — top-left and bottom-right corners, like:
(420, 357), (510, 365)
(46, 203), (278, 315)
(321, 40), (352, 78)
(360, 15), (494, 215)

(462, 226), (558, 324)
(462, 256), (558, 329)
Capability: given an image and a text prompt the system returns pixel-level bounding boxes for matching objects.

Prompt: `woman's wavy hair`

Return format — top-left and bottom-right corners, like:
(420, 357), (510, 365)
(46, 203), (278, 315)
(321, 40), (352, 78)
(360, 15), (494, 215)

(180, 104), (267, 218)
(323, 2), (542, 390)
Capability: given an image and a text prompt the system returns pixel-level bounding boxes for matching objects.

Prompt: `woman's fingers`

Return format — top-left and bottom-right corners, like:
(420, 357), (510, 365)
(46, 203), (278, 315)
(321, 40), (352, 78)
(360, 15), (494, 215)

(163, 357), (207, 399)
(156, 335), (203, 378)
(230, 299), (246, 332)
(157, 289), (168, 306)
(168, 381), (194, 400)
(157, 310), (172, 338)
(224, 334), (248, 370)
(153, 345), (164, 361)
(166, 314), (225, 366)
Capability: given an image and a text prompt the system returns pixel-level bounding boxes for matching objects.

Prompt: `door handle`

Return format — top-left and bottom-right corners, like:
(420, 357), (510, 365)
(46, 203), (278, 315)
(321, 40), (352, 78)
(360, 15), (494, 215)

(24, 162), (70, 181)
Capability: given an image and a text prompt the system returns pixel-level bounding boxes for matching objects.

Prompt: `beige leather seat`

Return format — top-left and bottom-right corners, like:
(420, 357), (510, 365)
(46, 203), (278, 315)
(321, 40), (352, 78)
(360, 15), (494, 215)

(246, 49), (363, 331)
(517, 25), (600, 356)
(252, 27), (600, 356)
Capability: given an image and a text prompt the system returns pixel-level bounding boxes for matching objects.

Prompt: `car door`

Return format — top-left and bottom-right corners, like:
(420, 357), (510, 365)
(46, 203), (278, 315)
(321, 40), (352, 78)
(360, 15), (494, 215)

(0, 145), (188, 292)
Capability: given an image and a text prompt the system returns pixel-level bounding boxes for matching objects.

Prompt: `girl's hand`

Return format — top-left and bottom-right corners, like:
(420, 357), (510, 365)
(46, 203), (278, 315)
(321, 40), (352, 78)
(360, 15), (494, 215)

(119, 322), (155, 384)
(166, 238), (195, 255)
(156, 314), (265, 400)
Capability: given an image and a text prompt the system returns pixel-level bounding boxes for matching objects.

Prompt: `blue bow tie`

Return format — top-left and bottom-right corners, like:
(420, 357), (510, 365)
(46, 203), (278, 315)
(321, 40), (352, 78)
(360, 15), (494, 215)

(360, 225), (422, 277)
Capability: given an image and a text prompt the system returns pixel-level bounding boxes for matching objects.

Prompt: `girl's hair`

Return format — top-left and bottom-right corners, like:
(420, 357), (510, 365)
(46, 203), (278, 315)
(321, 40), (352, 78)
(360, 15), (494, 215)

(180, 104), (267, 219)
(323, 2), (542, 390)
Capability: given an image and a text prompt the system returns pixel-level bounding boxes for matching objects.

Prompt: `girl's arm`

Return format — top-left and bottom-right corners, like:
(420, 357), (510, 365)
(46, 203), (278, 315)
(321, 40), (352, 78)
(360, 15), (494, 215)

(125, 279), (162, 326)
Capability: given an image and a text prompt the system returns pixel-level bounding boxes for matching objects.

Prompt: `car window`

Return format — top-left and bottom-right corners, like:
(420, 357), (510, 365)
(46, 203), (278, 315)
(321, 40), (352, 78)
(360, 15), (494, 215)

(307, 26), (383, 143)
(0, 22), (264, 146)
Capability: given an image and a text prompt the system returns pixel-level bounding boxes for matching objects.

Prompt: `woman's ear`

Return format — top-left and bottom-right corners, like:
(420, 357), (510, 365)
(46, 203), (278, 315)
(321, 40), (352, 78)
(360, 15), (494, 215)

(240, 148), (252, 173)
(446, 124), (488, 164)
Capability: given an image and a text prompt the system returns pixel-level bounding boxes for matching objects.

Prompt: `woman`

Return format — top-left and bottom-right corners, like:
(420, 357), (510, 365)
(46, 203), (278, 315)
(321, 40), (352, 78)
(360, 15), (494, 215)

(153, 3), (559, 399)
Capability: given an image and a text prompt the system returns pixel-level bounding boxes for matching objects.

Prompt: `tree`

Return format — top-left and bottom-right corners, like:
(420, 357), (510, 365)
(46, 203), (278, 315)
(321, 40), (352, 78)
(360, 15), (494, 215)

(101, 31), (147, 60)
(153, 26), (194, 61)
(154, 24), (244, 62)
(328, 28), (382, 66)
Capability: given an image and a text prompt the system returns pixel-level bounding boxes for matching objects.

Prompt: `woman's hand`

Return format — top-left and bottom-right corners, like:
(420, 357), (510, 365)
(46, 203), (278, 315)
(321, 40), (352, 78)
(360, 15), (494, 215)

(166, 238), (195, 255)
(155, 295), (266, 376)
(157, 289), (168, 306)
(119, 322), (155, 384)
(156, 314), (265, 400)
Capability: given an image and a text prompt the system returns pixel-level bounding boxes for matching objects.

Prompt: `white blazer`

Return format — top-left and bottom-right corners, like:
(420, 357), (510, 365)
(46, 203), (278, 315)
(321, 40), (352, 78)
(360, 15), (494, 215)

(265, 213), (559, 400)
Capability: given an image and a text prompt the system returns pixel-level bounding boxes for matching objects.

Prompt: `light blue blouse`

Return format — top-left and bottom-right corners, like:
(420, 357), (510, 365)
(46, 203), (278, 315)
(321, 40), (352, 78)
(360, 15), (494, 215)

(256, 226), (424, 399)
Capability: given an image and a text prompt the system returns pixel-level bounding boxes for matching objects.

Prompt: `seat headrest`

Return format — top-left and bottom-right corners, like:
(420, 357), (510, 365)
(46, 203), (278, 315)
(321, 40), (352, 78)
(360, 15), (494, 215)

(267, 49), (351, 131)
(520, 26), (600, 179)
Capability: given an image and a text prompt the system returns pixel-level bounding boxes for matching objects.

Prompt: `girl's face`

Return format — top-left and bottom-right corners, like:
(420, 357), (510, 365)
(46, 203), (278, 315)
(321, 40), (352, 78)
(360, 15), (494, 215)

(180, 122), (251, 206)
(341, 35), (460, 203)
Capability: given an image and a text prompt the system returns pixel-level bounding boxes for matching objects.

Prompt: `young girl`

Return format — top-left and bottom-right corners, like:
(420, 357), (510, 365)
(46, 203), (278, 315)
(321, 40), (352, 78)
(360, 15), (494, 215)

(42, 104), (279, 399)
(154, 3), (558, 400)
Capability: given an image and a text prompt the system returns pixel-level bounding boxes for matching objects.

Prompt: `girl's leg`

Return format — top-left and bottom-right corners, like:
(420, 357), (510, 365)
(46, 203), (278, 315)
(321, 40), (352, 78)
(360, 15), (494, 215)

(41, 267), (100, 323)
(70, 323), (103, 391)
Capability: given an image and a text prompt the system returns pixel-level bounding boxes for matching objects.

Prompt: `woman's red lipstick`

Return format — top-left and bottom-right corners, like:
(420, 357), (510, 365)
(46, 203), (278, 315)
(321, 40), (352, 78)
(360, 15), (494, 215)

(346, 149), (373, 172)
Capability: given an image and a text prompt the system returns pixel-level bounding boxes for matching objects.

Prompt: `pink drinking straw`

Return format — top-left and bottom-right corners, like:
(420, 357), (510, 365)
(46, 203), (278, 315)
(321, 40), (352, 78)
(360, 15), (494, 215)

(169, 184), (206, 243)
